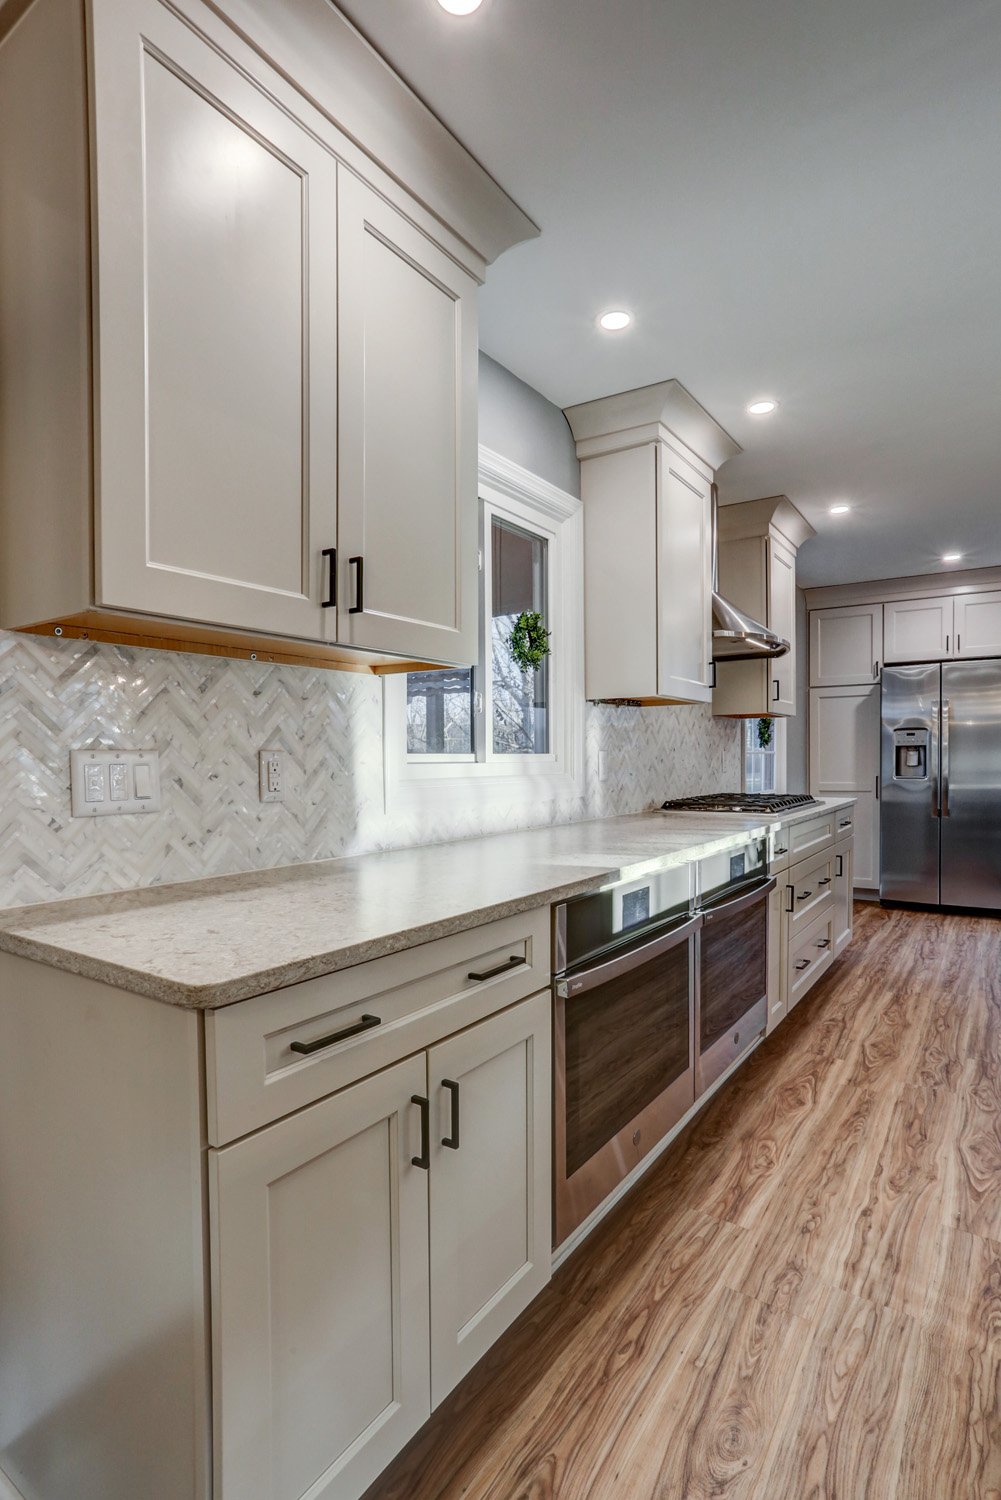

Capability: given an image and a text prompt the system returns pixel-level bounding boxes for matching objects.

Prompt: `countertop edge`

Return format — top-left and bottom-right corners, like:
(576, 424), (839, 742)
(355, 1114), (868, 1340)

(0, 801), (856, 1009)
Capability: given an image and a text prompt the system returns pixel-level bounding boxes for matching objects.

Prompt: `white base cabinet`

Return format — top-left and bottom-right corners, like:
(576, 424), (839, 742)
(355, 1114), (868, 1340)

(210, 1057), (432, 1500)
(767, 808), (854, 1033)
(428, 994), (551, 1407)
(833, 838), (854, 956)
(0, 914), (552, 1500)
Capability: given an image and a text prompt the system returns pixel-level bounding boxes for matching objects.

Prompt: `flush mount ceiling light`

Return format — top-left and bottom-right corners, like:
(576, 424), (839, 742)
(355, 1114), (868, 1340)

(943, 551), (964, 563)
(829, 503), (851, 515)
(746, 398), (778, 416)
(436, 0), (484, 12)
(597, 309), (632, 332)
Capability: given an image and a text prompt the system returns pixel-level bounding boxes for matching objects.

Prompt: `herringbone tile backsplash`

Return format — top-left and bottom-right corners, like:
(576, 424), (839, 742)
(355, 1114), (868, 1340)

(0, 629), (741, 909)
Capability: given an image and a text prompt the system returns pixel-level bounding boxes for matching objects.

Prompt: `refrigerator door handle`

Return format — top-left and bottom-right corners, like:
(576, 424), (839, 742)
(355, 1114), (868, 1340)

(941, 699), (951, 817)
(931, 700), (940, 819)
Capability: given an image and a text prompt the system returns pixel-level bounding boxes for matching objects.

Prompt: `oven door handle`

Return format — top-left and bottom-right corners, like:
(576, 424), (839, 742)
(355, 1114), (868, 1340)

(555, 912), (703, 998)
(700, 875), (776, 923)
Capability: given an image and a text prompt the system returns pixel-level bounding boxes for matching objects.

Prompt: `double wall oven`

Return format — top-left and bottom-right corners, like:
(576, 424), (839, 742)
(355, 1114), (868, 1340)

(553, 839), (773, 1245)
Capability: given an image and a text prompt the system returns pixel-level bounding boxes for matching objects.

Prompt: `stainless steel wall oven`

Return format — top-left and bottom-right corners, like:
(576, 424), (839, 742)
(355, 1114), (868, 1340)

(553, 840), (772, 1246)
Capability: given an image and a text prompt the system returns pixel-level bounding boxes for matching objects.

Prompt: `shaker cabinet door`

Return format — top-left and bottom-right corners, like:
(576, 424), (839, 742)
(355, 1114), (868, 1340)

(883, 595), (954, 663)
(337, 172), (479, 666)
(657, 451), (713, 702)
(427, 991), (551, 1408)
(953, 589), (1001, 659)
(809, 605), (883, 686)
(90, 0), (338, 639)
(768, 538), (798, 713)
(209, 1055), (431, 1500)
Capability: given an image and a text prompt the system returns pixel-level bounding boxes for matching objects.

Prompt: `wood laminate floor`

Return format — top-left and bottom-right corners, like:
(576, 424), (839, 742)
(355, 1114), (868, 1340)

(364, 903), (1001, 1500)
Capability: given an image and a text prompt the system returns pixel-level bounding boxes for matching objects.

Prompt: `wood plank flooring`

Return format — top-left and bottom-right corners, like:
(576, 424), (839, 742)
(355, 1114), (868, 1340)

(363, 903), (1001, 1500)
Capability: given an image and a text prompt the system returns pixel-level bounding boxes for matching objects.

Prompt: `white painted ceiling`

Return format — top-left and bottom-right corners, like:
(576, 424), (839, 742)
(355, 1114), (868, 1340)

(338, 0), (1001, 586)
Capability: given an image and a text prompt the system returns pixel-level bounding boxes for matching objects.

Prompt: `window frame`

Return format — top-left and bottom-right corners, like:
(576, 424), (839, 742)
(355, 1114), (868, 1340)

(742, 716), (788, 794)
(384, 446), (584, 811)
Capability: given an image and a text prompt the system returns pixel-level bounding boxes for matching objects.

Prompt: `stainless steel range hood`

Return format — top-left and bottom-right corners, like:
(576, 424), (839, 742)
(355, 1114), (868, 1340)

(711, 484), (790, 662)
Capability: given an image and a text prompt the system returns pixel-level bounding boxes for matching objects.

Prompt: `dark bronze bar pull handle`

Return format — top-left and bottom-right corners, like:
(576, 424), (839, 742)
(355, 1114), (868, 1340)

(795, 959), (810, 971)
(839, 818), (852, 829)
(773, 678), (780, 703)
(775, 845), (788, 856)
(321, 546), (337, 609)
(441, 1079), (460, 1150)
(411, 1095), (430, 1170)
(290, 1013), (381, 1055)
(817, 938), (831, 949)
(836, 854), (844, 877)
(468, 955), (527, 983)
(785, 885), (795, 913)
(818, 876), (832, 887)
(797, 889), (813, 901)
(349, 555), (364, 614)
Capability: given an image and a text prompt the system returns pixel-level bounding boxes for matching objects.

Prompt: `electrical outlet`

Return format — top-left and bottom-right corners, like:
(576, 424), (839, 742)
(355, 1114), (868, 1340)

(70, 749), (161, 817)
(259, 748), (285, 804)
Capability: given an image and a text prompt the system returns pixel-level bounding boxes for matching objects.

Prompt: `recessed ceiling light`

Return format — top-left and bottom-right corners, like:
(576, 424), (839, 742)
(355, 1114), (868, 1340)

(598, 309), (632, 332)
(942, 551), (964, 563)
(746, 398), (778, 416)
(829, 503), (851, 515)
(436, 0), (483, 13)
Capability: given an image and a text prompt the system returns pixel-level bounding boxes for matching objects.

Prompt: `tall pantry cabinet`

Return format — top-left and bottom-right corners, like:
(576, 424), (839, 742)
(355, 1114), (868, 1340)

(808, 604), (882, 889)
(0, 0), (534, 670)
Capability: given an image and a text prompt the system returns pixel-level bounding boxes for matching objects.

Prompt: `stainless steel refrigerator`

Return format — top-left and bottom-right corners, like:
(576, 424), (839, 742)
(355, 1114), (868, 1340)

(881, 661), (1001, 909)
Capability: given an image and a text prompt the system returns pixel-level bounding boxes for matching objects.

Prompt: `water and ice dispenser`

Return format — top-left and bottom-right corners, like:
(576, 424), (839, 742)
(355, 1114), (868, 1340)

(892, 726), (930, 781)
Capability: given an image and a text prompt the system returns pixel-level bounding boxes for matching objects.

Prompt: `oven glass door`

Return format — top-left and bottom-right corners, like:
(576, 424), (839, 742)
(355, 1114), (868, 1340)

(564, 940), (691, 1175)
(698, 879), (773, 1090)
(555, 918), (697, 1244)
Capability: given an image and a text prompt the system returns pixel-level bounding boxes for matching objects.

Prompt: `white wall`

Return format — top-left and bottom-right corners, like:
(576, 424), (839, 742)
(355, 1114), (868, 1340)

(0, 356), (740, 910)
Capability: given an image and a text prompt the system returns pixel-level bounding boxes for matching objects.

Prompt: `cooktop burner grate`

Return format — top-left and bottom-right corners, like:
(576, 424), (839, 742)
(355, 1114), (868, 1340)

(662, 792), (820, 814)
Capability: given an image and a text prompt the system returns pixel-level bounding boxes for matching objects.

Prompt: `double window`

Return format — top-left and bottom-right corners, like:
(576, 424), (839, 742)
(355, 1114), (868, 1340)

(384, 450), (583, 808)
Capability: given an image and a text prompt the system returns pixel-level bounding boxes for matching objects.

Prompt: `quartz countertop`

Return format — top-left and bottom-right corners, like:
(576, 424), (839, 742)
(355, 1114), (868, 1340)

(0, 799), (854, 1010)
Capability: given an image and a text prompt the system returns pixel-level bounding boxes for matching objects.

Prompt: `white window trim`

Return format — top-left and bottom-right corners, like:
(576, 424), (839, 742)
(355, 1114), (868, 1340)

(742, 716), (788, 793)
(383, 445), (584, 812)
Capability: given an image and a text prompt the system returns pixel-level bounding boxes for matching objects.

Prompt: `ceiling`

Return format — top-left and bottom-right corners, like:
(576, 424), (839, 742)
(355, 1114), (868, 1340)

(338, 0), (1001, 586)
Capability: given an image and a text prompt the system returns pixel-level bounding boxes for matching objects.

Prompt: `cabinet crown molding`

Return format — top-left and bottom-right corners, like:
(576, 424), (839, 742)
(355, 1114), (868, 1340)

(718, 494), (816, 550)
(198, 0), (538, 267)
(563, 379), (741, 473)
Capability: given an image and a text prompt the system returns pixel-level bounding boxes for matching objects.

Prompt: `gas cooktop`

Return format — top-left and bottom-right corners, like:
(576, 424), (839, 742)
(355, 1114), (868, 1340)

(662, 793), (821, 815)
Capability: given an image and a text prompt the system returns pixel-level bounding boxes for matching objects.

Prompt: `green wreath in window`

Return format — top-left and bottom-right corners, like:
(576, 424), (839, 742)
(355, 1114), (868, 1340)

(509, 611), (551, 673)
(757, 716), (774, 749)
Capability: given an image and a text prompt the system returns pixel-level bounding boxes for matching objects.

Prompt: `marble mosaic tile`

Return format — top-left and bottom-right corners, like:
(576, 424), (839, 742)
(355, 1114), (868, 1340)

(0, 630), (741, 908)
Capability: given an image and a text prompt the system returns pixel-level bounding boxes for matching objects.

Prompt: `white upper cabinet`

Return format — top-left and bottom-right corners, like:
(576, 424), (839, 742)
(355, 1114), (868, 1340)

(711, 496), (814, 718)
(0, 0), (535, 668)
(809, 604), (883, 686)
(337, 173), (479, 666)
(92, 0), (339, 640)
(953, 589), (1001, 658)
(657, 451), (714, 702)
(883, 595), (954, 663)
(564, 380), (740, 704)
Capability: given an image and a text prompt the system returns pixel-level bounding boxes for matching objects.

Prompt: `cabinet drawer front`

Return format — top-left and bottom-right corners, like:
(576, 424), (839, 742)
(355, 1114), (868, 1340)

(782, 847), (836, 935)
(788, 810), (838, 861)
(788, 910), (835, 1010)
(206, 908), (550, 1144)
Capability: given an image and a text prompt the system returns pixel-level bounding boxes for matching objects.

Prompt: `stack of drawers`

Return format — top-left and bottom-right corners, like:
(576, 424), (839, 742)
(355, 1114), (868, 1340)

(767, 805), (855, 1032)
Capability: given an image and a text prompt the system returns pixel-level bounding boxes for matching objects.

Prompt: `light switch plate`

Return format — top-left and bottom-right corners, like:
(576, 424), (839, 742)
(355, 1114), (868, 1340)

(70, 749), (161, 817)
(259, 748), (285, 804)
